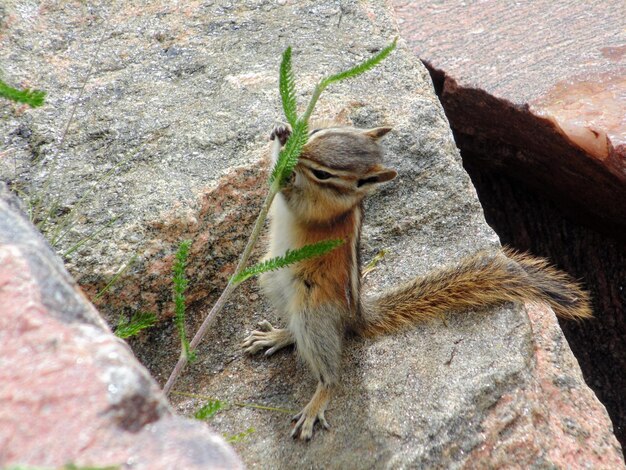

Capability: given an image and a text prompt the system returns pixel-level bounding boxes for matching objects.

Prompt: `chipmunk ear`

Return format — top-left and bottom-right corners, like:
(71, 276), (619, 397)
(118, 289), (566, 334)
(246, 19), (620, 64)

(363, 127), (393, 140)
(357, 167), (397, 188)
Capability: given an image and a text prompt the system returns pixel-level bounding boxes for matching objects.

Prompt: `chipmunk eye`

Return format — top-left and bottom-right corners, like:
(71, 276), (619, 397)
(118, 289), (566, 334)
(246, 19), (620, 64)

(312, 169), (333, 180)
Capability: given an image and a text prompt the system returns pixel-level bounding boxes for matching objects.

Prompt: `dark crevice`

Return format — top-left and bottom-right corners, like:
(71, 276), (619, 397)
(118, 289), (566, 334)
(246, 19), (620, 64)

(424, 63), (626, 448)
(422, 60), (445, 96)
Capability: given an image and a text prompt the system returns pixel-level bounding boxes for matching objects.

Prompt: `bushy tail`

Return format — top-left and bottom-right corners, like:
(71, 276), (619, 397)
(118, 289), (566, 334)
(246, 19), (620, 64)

(357, 248), (592, 338)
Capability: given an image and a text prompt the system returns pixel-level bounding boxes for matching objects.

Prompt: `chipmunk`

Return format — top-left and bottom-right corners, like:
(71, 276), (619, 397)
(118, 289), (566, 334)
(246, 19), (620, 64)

(242, 123), (592, 440)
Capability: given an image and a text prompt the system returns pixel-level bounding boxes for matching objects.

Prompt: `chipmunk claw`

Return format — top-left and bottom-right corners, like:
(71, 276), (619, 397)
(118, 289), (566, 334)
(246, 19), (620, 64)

(242, 320), (294, 356)
(257, 319), (273, 332)
(290, 384), (332, 440)
(291, 407), (330, 441)
(270, 124), (292, 146)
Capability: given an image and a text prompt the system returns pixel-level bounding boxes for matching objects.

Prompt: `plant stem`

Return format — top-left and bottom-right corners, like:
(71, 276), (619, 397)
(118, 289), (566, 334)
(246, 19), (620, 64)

(95, 253), (138, 300)
(163, 140), (281, 396)
(301, 83), (325, 123)
(171, 390), (296, 414)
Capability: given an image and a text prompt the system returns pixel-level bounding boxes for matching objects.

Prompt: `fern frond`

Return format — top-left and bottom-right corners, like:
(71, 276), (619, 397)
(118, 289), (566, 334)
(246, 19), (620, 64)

(194, 399), (226, 420)
(115, 311), (157, 339)
(232, 238), (344, 284)
(0, 79), (46, 107)
(173, 240), (191, 318)
(300, 37), (397, 122)
(269, 118), (308, 187)
(279, 46), (298, 127)
(320, 37), (397, 88)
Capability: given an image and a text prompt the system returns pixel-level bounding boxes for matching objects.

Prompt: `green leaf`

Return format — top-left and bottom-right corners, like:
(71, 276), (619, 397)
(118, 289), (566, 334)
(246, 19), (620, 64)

(300, 38), (397, 123)
(173, 240), (191, 325)
(279, 46), (298, 127)
(269, 119), (308, 187)
(180, 342), (195, 362)
(232, 238), (344, 285)
(114, 311), (157, 339)
(320, 37), (397, 89)
(0, 79), (46, 107)
(194, 399), (226, 420)
(173, 240), (191, 322)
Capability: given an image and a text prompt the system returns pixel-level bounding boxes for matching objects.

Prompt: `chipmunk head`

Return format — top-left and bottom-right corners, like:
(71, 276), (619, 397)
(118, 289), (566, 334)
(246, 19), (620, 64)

(282, 125), (397, 225)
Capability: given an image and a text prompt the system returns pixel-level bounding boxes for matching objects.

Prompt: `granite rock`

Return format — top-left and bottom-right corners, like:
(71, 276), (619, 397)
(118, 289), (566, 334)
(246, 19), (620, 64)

(0, 186), (242, 469)
(393, 0), (626, 448)
(393, 0), (626, 236)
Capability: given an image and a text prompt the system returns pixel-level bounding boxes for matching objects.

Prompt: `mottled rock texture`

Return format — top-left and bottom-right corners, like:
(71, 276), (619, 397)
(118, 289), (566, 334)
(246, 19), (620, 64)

(393, 1), (625, 234)
(467, 304), (621, 469)
(0, 186), (242, 469)
(0, 0), (623, 468)
(393, 0), (626, 448)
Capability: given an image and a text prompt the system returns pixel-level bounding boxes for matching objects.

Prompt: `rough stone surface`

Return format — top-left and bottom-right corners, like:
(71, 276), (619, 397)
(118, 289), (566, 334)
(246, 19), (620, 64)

(1, 0), (623, 468)
(392, 0), (626, 448)
(0, 186), (242, 469)
(467, 303), (622, 468)
(393, 0), (626, 236)
(467, 163), (626, 449)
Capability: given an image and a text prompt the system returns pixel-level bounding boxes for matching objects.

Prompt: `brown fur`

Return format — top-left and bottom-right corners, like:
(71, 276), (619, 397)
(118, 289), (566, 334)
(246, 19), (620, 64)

(292, 208), (358, 313)
(358, 248), (592, 338)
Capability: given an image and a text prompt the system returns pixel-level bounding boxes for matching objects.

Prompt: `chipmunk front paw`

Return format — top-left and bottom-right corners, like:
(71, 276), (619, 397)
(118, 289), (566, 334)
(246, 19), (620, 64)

(270, 125), (292, 146)
(242, 320), (294, 356)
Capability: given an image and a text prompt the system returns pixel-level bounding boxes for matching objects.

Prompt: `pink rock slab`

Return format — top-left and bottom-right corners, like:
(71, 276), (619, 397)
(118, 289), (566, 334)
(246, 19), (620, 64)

(0, 194), (242, 469)
(470, 303), (624, 468)
(392, 0), (626, 232)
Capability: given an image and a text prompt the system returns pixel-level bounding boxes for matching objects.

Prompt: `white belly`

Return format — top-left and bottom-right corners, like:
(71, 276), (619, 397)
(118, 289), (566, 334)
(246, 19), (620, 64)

(259, 194), (298, 322)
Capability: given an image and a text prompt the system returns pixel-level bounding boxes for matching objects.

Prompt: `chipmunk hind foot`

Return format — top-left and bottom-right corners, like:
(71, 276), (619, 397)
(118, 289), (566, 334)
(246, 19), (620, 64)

(291, 382), (332, 440)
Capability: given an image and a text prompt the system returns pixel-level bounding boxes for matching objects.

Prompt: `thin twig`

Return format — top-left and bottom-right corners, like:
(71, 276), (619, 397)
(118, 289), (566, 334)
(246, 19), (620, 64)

(50, 153), (132, 246)
(95, 253), (138, 300)
(63, 216), (119, 258)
